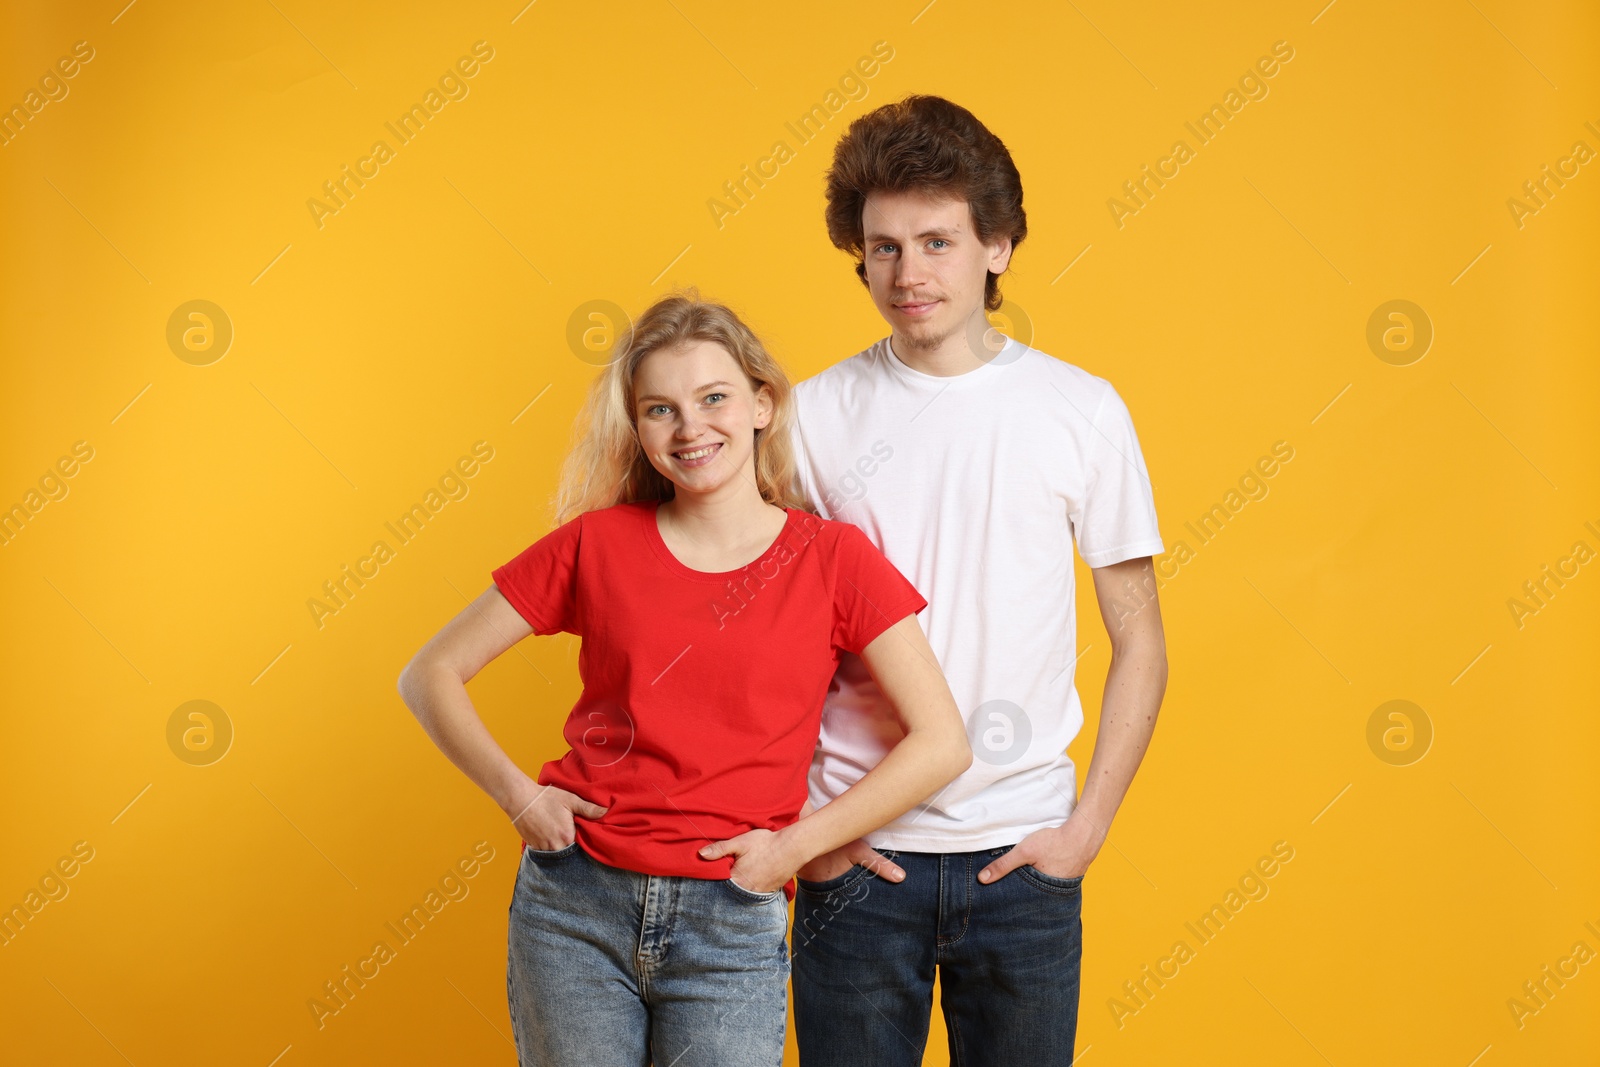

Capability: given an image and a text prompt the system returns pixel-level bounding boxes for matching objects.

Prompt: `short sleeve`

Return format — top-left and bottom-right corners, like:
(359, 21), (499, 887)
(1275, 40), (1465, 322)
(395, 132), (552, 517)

(830, 523), (928, 655)
(491, 515), (584, 636)
(1071, 384), (1166, 568)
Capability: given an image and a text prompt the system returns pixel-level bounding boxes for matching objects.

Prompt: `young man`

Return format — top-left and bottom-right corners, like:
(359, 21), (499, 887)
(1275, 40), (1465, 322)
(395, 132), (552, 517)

(787, 95), (1170, 1064)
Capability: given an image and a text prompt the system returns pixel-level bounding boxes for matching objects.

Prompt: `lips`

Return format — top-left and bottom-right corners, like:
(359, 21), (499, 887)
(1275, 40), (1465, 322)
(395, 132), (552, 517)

(672, 442), (722, 468)
(894, 299), (939, 316)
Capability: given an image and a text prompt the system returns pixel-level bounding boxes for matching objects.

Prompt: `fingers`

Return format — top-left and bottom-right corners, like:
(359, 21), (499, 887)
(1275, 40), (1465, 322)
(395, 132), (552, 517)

(847, 839), (905, 882)
(697, 838), (738, 860)
(553, 787), (608, 820)
(977, 848), (1027, 884)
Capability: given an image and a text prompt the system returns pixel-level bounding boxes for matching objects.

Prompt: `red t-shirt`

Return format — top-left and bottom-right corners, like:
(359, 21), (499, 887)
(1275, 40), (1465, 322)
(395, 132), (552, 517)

(491, 500), (927, 900)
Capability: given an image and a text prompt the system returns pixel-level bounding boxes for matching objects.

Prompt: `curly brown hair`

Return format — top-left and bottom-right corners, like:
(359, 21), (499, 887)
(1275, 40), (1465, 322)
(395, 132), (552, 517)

(824, 95), (1026, 312)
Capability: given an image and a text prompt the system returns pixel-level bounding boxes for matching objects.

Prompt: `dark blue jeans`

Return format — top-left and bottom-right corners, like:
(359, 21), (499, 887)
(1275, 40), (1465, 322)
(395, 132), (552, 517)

(791, 843), (1084, 1066)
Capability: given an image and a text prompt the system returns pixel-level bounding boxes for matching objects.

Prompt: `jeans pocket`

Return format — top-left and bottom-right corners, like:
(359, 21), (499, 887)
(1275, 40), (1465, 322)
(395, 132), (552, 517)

(1019, 864), (1084, 894)
(797, 847), (894, 896)
(724, 876), (782, 903)
(794, 864), (862, 895)
(524, 841), (581, 860)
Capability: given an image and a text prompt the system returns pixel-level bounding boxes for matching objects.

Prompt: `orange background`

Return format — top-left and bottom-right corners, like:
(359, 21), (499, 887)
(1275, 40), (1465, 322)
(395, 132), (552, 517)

(2, 1), (1596, 1064)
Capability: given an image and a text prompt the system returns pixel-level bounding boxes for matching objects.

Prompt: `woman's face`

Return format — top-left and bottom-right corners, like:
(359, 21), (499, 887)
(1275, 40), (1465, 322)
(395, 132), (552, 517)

(632, 340), (773, 502)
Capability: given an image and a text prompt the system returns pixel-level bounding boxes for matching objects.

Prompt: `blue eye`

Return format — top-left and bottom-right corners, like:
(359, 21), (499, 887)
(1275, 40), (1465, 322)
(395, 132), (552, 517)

(928, 239), (948, 250)
(647, 404), (670, 416)
(876, 243), (898, 255)
(704, 393), (727, 404)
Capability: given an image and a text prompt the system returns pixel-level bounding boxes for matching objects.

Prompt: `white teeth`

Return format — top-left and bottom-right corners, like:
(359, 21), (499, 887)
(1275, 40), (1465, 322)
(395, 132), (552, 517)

(677, 445), (717, 460)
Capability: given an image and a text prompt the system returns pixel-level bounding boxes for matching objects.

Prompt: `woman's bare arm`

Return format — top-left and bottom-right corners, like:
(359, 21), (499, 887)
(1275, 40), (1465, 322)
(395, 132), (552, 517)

(396, 586), (604, 848)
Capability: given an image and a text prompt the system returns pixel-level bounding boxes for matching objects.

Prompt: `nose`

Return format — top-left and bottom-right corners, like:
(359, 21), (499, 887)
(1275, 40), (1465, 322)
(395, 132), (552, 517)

(673, 411), (704, 440)
(894, 247), (929, 291)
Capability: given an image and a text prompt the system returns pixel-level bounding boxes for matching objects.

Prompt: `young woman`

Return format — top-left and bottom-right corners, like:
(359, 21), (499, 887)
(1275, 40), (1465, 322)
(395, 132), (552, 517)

(396, 292), (970, 1067)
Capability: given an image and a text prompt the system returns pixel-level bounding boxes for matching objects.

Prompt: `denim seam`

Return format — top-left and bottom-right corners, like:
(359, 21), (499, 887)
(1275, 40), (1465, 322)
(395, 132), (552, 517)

(1018, 866), (1084, 896)
(936, 854), (973, 949)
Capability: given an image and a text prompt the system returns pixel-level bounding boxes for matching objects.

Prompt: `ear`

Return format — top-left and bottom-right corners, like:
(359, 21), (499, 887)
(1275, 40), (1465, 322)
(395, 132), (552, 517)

(987, 234), (1014, 276)
(753, 383), (775, 431)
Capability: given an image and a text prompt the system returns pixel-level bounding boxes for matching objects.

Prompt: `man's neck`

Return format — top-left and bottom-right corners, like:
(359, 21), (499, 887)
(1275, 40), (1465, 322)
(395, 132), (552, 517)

(887, 311), (996, 378)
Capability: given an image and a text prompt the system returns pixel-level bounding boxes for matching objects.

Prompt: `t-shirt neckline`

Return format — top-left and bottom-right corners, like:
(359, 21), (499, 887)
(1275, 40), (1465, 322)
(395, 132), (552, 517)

(881, 334), (1015, 385)
(641, 500), (801, 583)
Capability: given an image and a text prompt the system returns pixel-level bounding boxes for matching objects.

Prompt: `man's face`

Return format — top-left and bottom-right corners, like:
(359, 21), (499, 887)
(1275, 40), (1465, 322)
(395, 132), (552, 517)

(860, 189), (1013, 353)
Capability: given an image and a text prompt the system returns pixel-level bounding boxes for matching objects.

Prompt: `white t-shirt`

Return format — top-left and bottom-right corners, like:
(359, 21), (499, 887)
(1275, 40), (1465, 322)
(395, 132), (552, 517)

(789, 335), (1165, 851)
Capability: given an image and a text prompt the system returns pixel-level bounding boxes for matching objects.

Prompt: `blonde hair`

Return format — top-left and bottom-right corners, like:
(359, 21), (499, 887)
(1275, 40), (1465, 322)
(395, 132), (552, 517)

(554, 290), (808, 524)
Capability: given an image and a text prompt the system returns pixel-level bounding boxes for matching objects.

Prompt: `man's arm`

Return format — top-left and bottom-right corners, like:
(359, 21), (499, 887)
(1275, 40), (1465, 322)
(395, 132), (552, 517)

(978, 555), (1168, 883)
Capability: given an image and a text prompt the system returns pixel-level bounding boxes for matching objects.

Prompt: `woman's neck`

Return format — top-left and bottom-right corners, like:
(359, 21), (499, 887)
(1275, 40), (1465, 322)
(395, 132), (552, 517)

(656, 486), (788, 570)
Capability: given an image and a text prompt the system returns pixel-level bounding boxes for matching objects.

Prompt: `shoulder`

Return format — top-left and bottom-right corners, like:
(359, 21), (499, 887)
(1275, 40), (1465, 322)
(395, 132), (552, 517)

(558, 500), (652, 539)
(587, 500), (652, 520)
(792, 340), (889, 404)
(785, 510), (878, 559)
(1005, 341), (1114, 400)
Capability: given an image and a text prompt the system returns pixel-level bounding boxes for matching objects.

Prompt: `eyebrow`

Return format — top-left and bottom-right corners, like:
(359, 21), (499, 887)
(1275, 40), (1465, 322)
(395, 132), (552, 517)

(635, 380), (739, 404)
(864, 226), (963, 243)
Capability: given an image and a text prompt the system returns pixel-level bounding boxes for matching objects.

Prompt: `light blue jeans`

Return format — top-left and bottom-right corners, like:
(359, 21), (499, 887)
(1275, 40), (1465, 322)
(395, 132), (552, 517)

(507, 841), (789, 1066)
